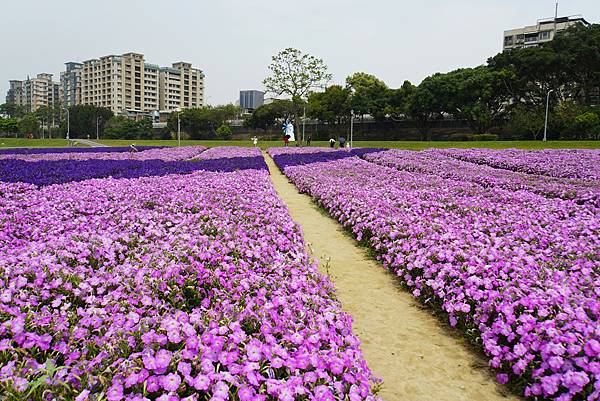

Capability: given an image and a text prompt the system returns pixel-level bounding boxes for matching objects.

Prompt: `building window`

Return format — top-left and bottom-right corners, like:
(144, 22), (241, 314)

(504, 36), (513, 45)
(540, 31), (551, 40)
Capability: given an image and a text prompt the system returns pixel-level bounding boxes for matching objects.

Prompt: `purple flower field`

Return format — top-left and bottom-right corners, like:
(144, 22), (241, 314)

(359, 149), (600, 206)
(269, 147), (600, 401)
(0, 147), (380, 401)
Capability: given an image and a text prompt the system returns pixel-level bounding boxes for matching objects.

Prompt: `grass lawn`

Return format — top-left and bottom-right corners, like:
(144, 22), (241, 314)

(1, 138), (600, 150)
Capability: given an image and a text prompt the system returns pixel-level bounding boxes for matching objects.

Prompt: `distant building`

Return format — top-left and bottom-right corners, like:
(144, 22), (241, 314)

(6, 52), (204, 118)
(60, 62), (83, 107)
(5, 73), (60, 112)
(159, 62), (205, 112)
(240, 90), (264, 111)
(80, 53), (204, 116)
(503, 15), (590, 51)
(6, 80), (24, 105)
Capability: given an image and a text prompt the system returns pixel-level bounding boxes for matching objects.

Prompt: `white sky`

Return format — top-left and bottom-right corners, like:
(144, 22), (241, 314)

(1, 0), (598, 105)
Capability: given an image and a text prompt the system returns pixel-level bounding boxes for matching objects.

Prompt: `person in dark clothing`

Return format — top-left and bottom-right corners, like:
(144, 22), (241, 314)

(306, 135), (312, 146)
(338, 137), (346, 149)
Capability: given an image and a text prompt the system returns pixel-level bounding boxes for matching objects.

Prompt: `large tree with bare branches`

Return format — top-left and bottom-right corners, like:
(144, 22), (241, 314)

(263, 48), (332, 141)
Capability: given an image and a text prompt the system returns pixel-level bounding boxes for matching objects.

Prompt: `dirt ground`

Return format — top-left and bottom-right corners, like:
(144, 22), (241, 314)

(264, 153), (521, 401)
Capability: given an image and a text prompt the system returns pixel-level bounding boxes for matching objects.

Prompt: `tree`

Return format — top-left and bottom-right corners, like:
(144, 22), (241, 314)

(167, 105), (240, 140)
(307, 85), (351, 124)
(386, 80), (415, 120)
(103, 116), (153, 140)
(263, 48), (332, 137)
(0, 117), (19, 133)
(0, 103), (27, 118)
(62, 105), (113, 138)
(574, 111), (600, 140)
(505, 104), (546, 140)
(18, 114), (39, 136)
(345, 72), (390, 120)
(215, 124), (233, 140)
(405, 77), (445, 140)
(244, 100), (294, 130)
(547, 24), (600, 105)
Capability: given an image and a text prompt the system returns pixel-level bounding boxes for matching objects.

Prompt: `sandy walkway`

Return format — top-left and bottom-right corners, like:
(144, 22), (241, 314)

(264, 153), (521, 401)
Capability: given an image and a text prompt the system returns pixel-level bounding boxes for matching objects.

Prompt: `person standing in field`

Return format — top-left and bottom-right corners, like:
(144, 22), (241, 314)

(306, 135), (312, 146)
(283, 134), (290, 147)
(329, 138), (335, 148)
(338, 136), (346, 149)
(251, 136), (258, 147)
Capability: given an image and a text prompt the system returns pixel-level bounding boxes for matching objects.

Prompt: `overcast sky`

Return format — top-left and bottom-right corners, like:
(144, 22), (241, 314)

(1, 0), (598, 105)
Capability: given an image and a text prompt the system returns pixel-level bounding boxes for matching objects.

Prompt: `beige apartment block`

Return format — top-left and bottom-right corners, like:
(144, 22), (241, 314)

(7, 52), (205, 117)
(503, 15), (589, 50)
(6, 74), (60, 112)
(159, 62), (205, 111)
(82, 52), (148, 114)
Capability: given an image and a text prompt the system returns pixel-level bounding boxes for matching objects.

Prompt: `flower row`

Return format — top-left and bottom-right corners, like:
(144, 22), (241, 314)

(357, 149), (599, 206)
(269, 147), (600, 401)
(0, 147), (379, 400)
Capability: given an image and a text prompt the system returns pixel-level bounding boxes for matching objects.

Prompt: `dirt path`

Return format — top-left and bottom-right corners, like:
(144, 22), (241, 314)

(264, 153), (520, 401)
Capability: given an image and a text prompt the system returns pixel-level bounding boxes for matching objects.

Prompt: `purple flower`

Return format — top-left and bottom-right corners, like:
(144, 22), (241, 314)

(161, 373), (181, 392)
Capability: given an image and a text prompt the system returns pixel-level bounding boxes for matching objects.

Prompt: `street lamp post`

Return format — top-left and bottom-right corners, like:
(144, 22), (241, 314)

(543, 89), (554, 142)
(62, 107), (70, 141)
(96, 117), (102, 140)
(175, 108), (181, 147)
(350, 110), (354, 149)
(302, 107), (306, 146)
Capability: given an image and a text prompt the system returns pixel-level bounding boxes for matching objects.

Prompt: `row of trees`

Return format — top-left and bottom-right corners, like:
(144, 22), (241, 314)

(248, 24), (600, 140)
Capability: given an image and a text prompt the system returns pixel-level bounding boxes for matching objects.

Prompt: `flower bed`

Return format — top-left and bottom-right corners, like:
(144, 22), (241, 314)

(436, 148), (600, 181)
(0, 146), (206, 162)
(0, 147), (379, 400)
(269, 147), (600, 401)
(0, 146), (165, 156)
(0, 147), (272, 187)
(358, 149), (600, 206)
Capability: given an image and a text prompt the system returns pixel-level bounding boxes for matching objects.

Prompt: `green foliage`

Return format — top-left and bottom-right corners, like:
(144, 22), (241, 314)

(0, 103), (27, 118)
(103, 116), (153, 140)
(0, 117), (19, 133)
(307, 85), (351, 124)
(18, 114), (39, 135)
(263, 48), (332, 100)
(63, 105), (113, 138)
(244, 100), (294, 129)
(167, 105), (241, 140)
(574, 112), (600, 140)
(263, 48), (332, 135)
(215, 124), (233, 140)
(505, 104), (546, 140)
(345, 72), (390, 120)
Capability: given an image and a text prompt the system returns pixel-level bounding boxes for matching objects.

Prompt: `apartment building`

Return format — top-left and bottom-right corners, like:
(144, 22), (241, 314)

(6, 52), (205, 117)
(503, 15), (589, 51)
(6, 80), (24, 105)
(60, 62), (83, 107)
(5, 74), (60, 112)
(159, 62), (205, 111)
